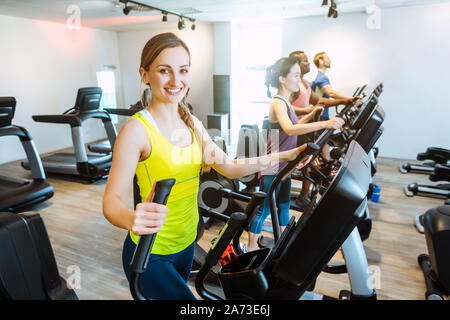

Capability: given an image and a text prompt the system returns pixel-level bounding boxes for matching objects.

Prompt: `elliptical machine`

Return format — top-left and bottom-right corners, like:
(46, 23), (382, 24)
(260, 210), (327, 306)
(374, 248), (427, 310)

(413, 166), (450, 234)
(0, 211), (78, 300)
(198, 123), (266, 229)
(193, 141), (376, 300)
(418, 204), (450, 300)
(405, 163), (450, 200)
(288, 86), (384, 244)
(129, 141), (377, 300)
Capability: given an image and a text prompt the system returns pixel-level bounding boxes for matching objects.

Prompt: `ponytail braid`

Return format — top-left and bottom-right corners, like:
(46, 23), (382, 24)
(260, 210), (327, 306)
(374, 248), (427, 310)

(177, 102), (212, 174)
(265, 65), (273, 98)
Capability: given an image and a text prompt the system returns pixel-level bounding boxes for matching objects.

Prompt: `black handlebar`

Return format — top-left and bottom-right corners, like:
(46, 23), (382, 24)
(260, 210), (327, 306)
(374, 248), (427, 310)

(268, 142), (320, 242)
(104, 108), (141, 117)
(195, 190), (266, 300)
(232, 191), (267, 255)
(277, 142), (321, 186)
(129, 178), (176, 300)
(301, 84), (384, 189)
(312, 91), (372, 150)
(195, 211), (248, 300)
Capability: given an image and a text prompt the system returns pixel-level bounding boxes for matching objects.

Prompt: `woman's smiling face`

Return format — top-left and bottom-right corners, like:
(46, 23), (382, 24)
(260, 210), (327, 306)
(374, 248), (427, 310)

(141, 46), (191, 105)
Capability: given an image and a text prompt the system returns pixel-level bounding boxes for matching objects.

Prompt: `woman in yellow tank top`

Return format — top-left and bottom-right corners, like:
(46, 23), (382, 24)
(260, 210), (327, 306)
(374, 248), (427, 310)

(102, 33), (310, 300)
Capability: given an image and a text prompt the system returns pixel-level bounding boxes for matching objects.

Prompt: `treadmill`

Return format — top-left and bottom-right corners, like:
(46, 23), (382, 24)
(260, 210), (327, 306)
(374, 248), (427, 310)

(0, 97), (54, 212)
(87, 106), (143, 154)
(88, 90), (148, 154)
(22, 87), (117, 181)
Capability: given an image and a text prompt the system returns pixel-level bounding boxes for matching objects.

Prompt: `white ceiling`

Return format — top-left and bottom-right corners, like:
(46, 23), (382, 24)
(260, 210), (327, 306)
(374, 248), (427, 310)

(0, 0), (449, 32)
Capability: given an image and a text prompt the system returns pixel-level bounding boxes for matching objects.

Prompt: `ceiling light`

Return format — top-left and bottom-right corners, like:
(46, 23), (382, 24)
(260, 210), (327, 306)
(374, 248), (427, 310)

(331, 0), (337, 10)
(327, 0), (338, 18)
(119, 0), (196, 31)
(328, 7), (334, 18)
(178, 18), (185, 30)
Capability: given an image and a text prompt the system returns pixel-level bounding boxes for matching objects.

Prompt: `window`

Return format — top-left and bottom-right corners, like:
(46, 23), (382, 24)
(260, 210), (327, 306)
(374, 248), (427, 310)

(96, 70), (117, 122)
(231, 23), (282, 149)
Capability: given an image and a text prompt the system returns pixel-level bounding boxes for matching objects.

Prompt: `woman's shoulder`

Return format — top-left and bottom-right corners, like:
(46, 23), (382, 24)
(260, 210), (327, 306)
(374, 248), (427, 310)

(122, 116), (143, 130)
(271, 96), (289, 109)
(112, 116), (151, 160)
(118, 116), (148, 142)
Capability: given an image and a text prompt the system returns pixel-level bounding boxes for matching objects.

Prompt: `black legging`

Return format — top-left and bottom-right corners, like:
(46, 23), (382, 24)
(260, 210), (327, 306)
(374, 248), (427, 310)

(122, 233), (196, 300)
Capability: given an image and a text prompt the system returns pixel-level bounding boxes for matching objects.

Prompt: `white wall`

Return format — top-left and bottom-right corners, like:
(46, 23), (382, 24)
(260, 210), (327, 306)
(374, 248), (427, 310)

(283, 2), (450, 159)
(116, 22), (214, 126)
(3, 3), (449, 164)
(214, 22), (232, 75)
(0, 14), (121, 164)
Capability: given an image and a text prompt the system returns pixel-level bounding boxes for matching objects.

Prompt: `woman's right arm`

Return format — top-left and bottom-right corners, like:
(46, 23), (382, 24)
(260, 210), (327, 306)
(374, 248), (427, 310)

(292, 104), (314, 115)
(273, 100), (344, 136)
(102, 119), (168, 235)
(298, 105), (323, 124)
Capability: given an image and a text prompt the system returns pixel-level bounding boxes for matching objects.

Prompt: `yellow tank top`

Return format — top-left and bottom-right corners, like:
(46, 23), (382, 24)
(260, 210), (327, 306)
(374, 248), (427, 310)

(129, 111), (202, 255)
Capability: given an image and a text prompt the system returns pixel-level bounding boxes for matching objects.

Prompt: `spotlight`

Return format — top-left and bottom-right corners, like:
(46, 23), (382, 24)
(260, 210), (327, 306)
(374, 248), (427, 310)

(123, 6), (130, 15)
(328, 7), (334, 17)
(162, 13), (168, 22)
(178, 18), (185, 30)
(330, 0), (337, 10)
(321, 0), (328, 6)
(191, 23), (196, 30)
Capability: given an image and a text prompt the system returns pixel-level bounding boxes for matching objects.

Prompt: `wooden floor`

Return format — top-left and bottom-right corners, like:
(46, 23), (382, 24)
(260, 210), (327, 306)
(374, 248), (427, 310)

(0, 155), (445, 300)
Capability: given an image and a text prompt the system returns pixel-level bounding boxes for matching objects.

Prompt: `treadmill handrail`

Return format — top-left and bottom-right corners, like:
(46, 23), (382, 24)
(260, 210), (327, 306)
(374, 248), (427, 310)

(0, 124), (32, 141)
(33, 110), (113, 127)
(0, 123), (51, 212)
(0, 123), (47, 180)
(104, 108), (141, 117)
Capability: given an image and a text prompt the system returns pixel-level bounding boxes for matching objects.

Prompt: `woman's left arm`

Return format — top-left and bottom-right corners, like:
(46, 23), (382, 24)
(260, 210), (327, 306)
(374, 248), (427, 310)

(298, 105), (324, 123)
(193, 117), (309, 180)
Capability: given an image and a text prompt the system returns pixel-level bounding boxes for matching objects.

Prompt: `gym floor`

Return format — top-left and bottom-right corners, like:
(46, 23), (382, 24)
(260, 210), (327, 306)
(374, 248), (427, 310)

(0, 155), (442, 300)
